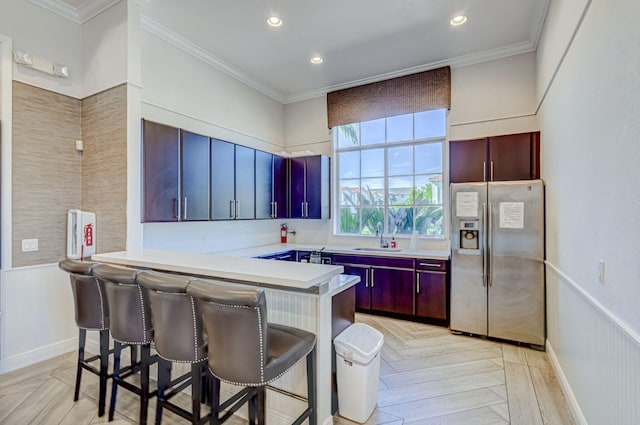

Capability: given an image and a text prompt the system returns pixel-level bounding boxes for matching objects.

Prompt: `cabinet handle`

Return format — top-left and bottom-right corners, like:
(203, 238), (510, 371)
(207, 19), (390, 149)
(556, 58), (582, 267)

(301, 202), (305, 218)
(364, 269), (369, 288)
(483, 161), (486, 181)
(274, 201), (278, 218)
(236, 200), (240, 218)
(417, 273), (420, 294)
(183, 197), (188, 220)
(305, 202), (309, 217)
(175, 198), (180, 220)
(490, 161), (494, 181)
(370, 269), (374, 287)
(419, 262), (441, 268)
(230, 200), (235, 218)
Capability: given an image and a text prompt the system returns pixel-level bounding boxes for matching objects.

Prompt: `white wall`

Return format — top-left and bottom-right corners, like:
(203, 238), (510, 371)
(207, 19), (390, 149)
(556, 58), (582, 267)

(82, 0), (128, 97)
(536, 0), (590, 104)
(538, 0), (640, 422)
(449, 52), (539, 140)
(140, 31), (285, 148)
(139, 27), (288, 251)
(0, 0), (83, 98)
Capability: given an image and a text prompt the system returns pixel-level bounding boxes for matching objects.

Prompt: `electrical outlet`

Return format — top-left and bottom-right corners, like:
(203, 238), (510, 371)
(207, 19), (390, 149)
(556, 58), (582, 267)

(598, 260), (605, 284)
(22, 239), (38, 252)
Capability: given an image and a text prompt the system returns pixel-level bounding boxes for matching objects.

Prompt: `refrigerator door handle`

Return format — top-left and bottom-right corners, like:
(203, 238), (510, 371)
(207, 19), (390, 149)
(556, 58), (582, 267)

(488, 202), (493, 287)
(482, 202), (488, 287)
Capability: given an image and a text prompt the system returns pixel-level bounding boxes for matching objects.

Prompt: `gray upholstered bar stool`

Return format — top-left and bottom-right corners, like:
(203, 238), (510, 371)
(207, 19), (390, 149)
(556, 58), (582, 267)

(93, 264), (158, 424)
(187, 279), (317, 425)
(58, 258), (111, 417)
(136, 270), (211, 425)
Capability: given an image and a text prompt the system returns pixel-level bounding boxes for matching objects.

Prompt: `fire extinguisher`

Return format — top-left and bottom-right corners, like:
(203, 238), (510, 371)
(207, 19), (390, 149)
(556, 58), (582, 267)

(280, 223), (287, 243)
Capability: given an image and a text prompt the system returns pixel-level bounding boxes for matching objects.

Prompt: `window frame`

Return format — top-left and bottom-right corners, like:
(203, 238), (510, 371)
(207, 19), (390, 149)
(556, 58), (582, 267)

(333, 112), (448, 239)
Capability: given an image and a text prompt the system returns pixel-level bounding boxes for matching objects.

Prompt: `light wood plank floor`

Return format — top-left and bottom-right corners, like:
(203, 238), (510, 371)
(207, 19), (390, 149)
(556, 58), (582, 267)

(0, 314), (575, 425)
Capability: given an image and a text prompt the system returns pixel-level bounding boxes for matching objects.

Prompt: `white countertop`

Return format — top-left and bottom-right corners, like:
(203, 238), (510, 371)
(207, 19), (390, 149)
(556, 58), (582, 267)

(220, 243), (450, 260)
(92, 249), (344, 292)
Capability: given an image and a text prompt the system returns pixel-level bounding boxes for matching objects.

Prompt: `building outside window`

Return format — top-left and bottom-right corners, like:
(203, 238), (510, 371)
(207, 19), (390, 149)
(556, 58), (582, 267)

(334, 109), (446, 238)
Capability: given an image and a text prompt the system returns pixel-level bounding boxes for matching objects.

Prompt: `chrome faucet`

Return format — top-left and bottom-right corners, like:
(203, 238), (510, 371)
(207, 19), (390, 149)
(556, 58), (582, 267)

(376, 222), (389, 248)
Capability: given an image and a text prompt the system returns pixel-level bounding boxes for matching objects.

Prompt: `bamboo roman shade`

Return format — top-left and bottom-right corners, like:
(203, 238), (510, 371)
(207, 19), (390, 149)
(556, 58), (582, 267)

(326, 66), (451, 128)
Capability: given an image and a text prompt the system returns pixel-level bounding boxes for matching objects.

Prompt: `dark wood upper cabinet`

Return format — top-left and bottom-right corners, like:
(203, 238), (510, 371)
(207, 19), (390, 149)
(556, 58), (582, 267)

(489, 132), (540, 181)
(290, 155), (330, 219)
(143, 120), (328, 223)
(449, 138), (487, 183)
(142, 120), (180, 222)
(255, 150), (273, 219)
(273, 155), (288, 219)
(210, 140), (255, 220)
(234, 145), (255, 220)
(256, 151), (288, 219)
(450, 132), (540, 183)
(210, 139), (236, 220)
(180, 131), (210, 221)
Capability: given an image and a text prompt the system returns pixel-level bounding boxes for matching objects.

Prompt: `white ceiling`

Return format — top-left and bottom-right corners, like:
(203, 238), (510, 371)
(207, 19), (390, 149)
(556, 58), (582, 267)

(36, 0), (550, 104)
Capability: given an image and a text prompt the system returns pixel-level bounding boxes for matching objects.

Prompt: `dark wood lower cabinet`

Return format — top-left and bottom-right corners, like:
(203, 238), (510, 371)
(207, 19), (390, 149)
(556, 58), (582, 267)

(341, 265), (370, 310)
(370, 267), (415, 315)
(416, 270), (447, 320)
(332, 253), (449, 325)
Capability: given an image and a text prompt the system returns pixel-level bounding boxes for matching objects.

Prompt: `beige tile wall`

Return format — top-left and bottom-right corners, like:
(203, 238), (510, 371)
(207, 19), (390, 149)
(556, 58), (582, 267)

(81, 84), (127, 254)
(12, 81), (82, 267)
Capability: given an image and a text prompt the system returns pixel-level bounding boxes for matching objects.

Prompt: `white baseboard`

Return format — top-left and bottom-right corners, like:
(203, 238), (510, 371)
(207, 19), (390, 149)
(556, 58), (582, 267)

(0, 337), (77, 374)
(545, 340), (588, 425)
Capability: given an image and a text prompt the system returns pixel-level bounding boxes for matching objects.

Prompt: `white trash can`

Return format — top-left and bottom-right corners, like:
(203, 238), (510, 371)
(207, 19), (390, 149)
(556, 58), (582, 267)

(334, 323), (384, 423)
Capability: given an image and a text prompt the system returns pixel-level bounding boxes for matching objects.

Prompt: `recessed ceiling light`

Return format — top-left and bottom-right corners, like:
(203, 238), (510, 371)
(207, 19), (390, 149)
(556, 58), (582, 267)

(310, 56), (324, 64)
(450, 15), (467, 26)
(266, 16), (283, 27)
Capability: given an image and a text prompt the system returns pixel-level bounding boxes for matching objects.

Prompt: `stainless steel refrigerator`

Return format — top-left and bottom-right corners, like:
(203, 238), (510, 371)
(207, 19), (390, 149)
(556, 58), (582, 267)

(450, 180), (545, 347)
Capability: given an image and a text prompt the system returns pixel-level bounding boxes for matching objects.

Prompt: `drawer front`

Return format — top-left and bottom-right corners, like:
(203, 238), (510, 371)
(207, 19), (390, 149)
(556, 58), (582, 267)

(415, 259), (447, 272)
(332, 254), (414, 269)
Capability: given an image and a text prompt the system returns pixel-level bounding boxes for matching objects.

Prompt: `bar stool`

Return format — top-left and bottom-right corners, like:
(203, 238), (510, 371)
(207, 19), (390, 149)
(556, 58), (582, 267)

(186, 279), (317, 425)
(58, 258), (111, 417)
(93, 264), (158, 424)
(136, 270), (212, 425)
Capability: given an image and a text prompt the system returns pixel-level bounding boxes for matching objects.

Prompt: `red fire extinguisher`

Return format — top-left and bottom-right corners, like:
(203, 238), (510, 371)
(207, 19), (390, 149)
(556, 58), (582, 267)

(84, 223), (94, 247)
(281, 223), (287, 243)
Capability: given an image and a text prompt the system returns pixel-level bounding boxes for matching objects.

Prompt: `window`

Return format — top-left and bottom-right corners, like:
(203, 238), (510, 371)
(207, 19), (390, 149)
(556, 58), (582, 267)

(335, 109), (446, 237)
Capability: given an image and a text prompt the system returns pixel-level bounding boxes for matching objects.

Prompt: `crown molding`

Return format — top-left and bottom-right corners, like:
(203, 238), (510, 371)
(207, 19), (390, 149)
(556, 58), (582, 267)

(140, 15), (287, 103)
(530, 0), (551, 50)
(282, 39), (537, 104)
(30, 0), (121, 24)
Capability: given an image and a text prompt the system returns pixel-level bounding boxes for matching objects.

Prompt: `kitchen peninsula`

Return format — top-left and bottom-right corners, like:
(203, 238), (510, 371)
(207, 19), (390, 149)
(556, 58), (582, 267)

(92, 249), (358, 424)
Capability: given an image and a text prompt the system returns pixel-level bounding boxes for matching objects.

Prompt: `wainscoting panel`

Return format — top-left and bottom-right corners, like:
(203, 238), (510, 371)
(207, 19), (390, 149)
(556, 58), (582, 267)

(546, 262), (640, 425)
(0, 264), (77, 373)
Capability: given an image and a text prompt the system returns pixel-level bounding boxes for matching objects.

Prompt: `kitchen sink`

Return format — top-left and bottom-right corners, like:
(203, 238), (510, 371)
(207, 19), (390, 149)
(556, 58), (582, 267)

(352, 247), (402, 252)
